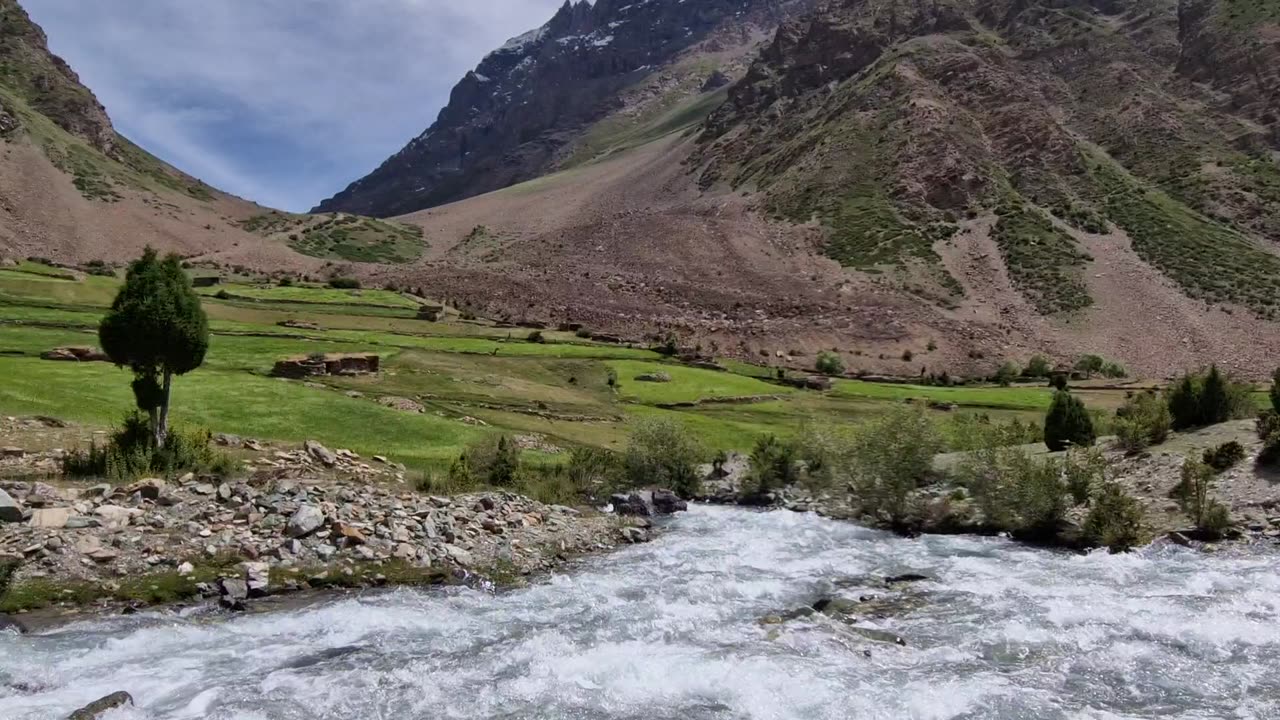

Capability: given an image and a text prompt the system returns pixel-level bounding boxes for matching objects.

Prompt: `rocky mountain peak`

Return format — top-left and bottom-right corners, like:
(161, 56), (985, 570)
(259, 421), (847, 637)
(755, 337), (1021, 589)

(314, 0), (811, 217)
(0, 0), (116, 155)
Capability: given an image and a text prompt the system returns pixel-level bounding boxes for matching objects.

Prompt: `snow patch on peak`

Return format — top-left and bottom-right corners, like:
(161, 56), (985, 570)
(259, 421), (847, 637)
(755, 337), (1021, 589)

(491, 24), (550, 57)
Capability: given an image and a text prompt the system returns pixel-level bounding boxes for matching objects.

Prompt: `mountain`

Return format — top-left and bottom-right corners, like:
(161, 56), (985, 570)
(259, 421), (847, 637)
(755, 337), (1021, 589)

(367, 0), (1280, 377)
(314, 0), (811, 217)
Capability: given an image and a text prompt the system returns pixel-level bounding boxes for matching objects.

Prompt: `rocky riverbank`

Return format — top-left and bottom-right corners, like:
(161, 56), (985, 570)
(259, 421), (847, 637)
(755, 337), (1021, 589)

(0, 435), (661, 626)
(698, 421), (1280, 549)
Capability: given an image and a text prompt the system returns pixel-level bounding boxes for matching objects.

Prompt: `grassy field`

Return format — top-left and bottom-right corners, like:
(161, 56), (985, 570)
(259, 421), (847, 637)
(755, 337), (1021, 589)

(0, 260), (1154, 471)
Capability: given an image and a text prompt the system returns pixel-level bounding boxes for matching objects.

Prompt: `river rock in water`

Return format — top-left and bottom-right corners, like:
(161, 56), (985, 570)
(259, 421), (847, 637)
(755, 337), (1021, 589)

(67, 691), (132, 719)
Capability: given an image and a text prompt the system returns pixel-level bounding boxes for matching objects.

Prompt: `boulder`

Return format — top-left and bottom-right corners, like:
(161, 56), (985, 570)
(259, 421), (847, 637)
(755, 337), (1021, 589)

(304, 440), (337, 467)
(93, 505), (140, 529)
(443, 544), (473, 567)
(218, 577), (249, 610)
(0, 489), (23, 523)
(127, 478), (165, 501)
(242, 562), (271, 598)
(634, 372), (671, 383)
(651, 489), (688, 514)
(67, 691), (133, 720)
(610, 493), (651, 517)
(621, 526), (649, 544)
(28, 507), (72, 529)
(286, 505), (325, 538)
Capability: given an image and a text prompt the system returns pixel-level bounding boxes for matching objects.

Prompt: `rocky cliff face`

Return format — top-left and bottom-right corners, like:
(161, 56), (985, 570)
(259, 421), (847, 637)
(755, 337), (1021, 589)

(0, 0), (115, 154)
(314, 0), (808, 217)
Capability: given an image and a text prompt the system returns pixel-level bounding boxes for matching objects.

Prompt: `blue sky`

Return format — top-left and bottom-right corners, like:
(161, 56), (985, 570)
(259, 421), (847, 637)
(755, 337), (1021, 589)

(24, 0), (564, 211)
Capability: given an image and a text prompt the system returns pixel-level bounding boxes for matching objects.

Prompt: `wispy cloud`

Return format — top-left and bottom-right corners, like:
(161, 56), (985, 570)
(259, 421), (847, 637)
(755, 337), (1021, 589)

(23, 0), (564, 211)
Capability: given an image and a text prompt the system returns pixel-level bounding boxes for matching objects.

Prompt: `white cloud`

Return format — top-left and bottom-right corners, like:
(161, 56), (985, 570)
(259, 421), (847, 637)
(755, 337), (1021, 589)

(23, 0), (565, 211)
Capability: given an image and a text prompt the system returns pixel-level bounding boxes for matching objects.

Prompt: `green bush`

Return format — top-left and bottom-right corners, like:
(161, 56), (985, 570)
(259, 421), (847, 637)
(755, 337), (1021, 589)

(1165, 366), (1253, 430)
(0, 557), (19, 600)
(1024, 355), (1051, 378)
(844, 406), (942, 527)
(1063, 447), (1107, 506)
(1174, 459), (1232, 538)
(1101, 362), (1127, 379)
(527, 330), (546, 344)
(564, 447), (625, 500)
(747, 435), (800, 495)
(62, 412), (238, 482)
(1203, 441), (1245, 472)
(1074, 354), (1105, 378)
(815, 351), (844, 376)
(1044, 391), (1095, 452)
(994, 362), (1020, 387)
(624, 417), (704, 497)
(1083, 482), (1145, 552)
(1114, 391), (1171, 452)
(957, 446), (1067, 537)
(278, 277), (294, 287)
(1258, 411), (1280, 466)
(327, 277), (361, 289)
(461, 434), (521, 487)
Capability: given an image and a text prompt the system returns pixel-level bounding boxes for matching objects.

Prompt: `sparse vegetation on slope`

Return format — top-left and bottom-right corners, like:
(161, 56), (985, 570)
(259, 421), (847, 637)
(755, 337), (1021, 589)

(240, 211), (425, 263)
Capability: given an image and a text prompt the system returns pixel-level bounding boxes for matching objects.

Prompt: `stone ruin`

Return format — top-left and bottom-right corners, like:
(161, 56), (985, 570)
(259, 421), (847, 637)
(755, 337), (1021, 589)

(270, 353), (380, 379)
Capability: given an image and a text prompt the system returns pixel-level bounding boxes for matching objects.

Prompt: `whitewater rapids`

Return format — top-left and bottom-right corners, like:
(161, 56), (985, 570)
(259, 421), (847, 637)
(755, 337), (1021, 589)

(2, 505), (1278, 719)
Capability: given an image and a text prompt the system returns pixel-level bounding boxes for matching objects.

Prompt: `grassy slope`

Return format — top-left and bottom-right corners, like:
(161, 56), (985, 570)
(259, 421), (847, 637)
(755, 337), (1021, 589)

(0, 261), (1158, 468)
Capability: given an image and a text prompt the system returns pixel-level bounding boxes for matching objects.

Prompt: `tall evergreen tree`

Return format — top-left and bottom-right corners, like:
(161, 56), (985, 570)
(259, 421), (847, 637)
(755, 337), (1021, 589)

(99, 247), (209, 445)
(1044, 391), (1095, 452)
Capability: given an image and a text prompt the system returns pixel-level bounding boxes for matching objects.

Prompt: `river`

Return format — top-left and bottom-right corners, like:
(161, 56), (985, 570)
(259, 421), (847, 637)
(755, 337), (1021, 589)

(2, 506), (1278, 719)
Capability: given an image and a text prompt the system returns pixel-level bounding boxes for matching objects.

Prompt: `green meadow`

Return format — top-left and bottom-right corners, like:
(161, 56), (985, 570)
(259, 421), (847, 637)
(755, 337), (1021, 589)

(0, 261), (1138, 471)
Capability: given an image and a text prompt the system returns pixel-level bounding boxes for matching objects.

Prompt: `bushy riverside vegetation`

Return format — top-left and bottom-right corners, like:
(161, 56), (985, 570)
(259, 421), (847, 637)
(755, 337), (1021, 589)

(0, 257), (1276, 550)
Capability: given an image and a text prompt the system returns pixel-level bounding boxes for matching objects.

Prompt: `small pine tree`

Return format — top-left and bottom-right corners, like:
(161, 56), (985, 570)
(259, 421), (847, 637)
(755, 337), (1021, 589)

(1044, 391), (1095, 452)
(99, 247), (209, 446)
(1166, 374), (1201, 430)
(1198, 365), (1232, 427)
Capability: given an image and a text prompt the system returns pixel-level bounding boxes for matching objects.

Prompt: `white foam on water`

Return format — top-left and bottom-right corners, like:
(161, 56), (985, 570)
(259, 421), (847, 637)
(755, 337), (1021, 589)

(3, 505), (1278, 719)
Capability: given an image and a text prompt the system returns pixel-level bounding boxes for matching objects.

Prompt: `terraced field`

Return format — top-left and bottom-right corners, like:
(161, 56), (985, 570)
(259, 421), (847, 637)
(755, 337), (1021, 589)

(0, 261), (1142, 470)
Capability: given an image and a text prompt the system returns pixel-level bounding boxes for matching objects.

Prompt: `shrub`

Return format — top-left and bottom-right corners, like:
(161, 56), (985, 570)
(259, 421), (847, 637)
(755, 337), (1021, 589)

(957, 446), (1067, 537)
(1024, 355), (1051, 378)
(1174, 459), (1232, 537)
(564, 447), (625, 500)
(0, 557), (18, 599)
(278, 277), (294, 287)
(1114, 391), (1171, 452)
(1101, 362), (1127, 379)
(463, 434), (521, 487)
(1074, 354), (1105, 378)
(1063, 447), (1107, 506)
(575, 329), (592, 339)
(214, 289), (231, 300)
(1165, 366), (1253, 430)
(844, 406), (942, 527)
(994, 362), (1020, 387)
(624, 417), (704, 497)
(747, 435), (799, 495)
(1049, 373), (1069, 391)
(63, 412), (238, 482)
(1044, 391), (1095, 452)
(327, 277), (361, 289)
(1257, 411), (1280, 466)
(901, 349), (914, 363)
(1202, 441), (1245, 472)
(1083, 482), (1145, 552)
(527, 330), (545, 344)
(815, 351), (844, 376)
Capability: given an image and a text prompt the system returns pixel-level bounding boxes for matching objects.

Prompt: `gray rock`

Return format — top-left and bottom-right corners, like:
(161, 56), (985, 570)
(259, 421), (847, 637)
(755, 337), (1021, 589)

(0, 488), (22, 523)
(243, 562), (270, 598)
(651, 489), (687, 514)
(64, 516), (97, 529)
(218, 577), (249, 610)
(28, 507), (71, 529)
(610, 493), (651, 517)
(286, 505), (325, 538)
(93, 505), (139, 529)
(304, 440), (337, 467)
(67, 691), (133, 720)
(621, 526), (648, 544)
(443, 544), (473, 567)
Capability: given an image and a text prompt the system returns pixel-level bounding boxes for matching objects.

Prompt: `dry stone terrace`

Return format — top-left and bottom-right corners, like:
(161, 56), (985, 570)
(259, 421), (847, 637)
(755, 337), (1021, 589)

(0, 437), (650, 616)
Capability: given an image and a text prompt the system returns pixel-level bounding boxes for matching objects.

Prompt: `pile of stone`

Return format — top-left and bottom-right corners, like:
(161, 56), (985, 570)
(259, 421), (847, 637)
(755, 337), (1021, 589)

(0, 440), (638, 605)
(40, 347), (110, 362)
(269, 353), (380, 379)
